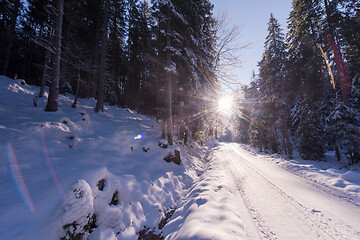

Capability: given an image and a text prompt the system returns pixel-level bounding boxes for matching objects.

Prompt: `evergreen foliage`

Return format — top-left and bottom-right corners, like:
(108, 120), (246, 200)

(249, 14), (291, 154)
(240, 1), (360, 164)
(1, 0), (218, 145)
(328, 98), (360, 165)
(295, 100), (325, 161)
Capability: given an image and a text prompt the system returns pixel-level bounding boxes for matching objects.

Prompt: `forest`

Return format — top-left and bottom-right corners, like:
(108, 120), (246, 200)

(1, 0), (360, 165)
(0, 0), (222, 147)
(237, 0), (360, 165)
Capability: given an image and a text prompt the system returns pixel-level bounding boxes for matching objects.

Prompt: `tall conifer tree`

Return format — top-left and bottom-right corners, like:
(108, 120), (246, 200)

(45, 0), (64, 111)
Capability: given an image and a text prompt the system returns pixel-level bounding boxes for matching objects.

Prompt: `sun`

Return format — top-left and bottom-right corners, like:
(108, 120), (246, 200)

(217, 95), (233, 116)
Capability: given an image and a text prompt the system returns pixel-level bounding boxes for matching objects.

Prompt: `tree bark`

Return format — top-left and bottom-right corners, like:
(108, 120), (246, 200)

(90, 1), (102, 99)
(94, 0), (109, 113)
(72, 68), (80, 108)
(45, 0), (64, 111)
(39, 49), (51, 97)
(323, 0), (335, 35)
(164, 16), (174, 145)
(125, 60), (135, 108)
(335, 146), (341, 162)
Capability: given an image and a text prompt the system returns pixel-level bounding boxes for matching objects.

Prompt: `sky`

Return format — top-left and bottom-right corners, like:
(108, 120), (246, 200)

(211, 0), (293, 85)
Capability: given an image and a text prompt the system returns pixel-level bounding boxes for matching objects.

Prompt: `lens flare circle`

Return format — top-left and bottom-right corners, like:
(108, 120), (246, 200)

(41, 129), (68, 201)
(134, 134), (143, 140)
(7, 142), (36, 213)
(217, 95), (233, 116)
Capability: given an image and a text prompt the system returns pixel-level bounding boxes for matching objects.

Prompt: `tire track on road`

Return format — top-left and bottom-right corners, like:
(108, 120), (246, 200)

(222, 143), (360, 240)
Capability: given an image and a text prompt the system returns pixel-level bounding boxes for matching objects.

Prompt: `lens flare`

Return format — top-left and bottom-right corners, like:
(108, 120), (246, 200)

(41, 129), (68, 201)
(7, 142), (36, 213)
(318, 44), (335, 90)
(134, 134), (143, 140)
(327, 34), (350, 96)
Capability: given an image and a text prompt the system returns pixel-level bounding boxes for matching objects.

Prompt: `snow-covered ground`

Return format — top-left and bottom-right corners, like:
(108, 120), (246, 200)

(1, 76), (360, 240)
(164, 143), (360, 240)
(0, 76), (205, 240)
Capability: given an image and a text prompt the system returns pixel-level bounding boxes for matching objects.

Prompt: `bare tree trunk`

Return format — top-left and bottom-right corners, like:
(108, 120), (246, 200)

(72, 68), (80, 108)
(335, 146), (341, 162)
(284, 127), (292, 156)
(282, 135), (288, 155)
(161, 120), (167, 139)
(125, 61), (135, 108)
(282, 116), (292, 156)
(39, 49), (51, 97)
(2, 0), (21, 75)
(90, 1), (102, 99)
(94, 0), (109, 113)
(45, 0), (64, 111)
(164, 17), (174, 145)
(137, 78), (141, 112)
(324, 0), (335, 35)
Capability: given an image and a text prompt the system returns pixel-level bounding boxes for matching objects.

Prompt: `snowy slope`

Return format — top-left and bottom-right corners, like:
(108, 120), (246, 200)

(0, 76), (205, 240)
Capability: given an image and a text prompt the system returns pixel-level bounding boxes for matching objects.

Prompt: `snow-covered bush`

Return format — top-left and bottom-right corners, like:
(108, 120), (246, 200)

(61, 180), (95, 240)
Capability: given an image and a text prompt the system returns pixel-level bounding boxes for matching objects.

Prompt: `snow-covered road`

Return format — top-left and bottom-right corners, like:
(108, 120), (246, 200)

(223, 143), (360, 240)
(165, 143), (360, 240)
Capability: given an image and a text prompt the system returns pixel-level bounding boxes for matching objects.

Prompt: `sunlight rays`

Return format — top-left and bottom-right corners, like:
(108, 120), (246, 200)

(217, 95), (233, 116)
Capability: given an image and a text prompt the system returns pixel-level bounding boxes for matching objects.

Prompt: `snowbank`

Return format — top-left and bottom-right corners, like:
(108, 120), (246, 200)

(240, 144), (360, 200)
(163, 149), (246, 240)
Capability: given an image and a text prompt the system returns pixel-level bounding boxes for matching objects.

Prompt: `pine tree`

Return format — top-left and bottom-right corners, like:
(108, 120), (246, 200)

(125, 0), (139, 109)
(61, 0), (97, 105)
(1, 0), (22, 76)
(246, 74), (268, 152)
(126, 0), (153, 112)
(153, 0), (178, 144)
(259, 14), (287, 98)
(241, 0), (360, 160)
(21, 0), (53, 90)
(94, 0), (110, 113)
(328, 74), (360, 165)
(107, 0), (127, 106)
(138, 1), (157, 114)
(236, 85), (253, 144)
(294, 99), (325, 161)
(45, 0), (64, 112)
(287, 0), (325, 102)
(257, 14), (291, 154)
(336, 0), (360, 81)
(351, 75), (360, 109)
(328, 98), (360, 165)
